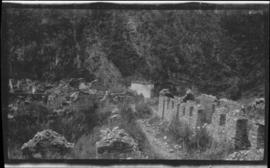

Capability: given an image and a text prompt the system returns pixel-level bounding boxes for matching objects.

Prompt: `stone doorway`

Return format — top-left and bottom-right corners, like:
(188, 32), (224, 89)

(235, 119), (251, 150)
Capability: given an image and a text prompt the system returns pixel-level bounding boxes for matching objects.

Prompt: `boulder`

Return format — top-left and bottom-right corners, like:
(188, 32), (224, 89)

(21, 129), (74, 159)
(96, 127), (138, 156)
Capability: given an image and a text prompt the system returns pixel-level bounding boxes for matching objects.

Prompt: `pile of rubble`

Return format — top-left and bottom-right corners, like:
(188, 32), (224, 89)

(243, 97), (265, 121)
(96, 126), (138, 158)
(226, 148), (264, 160)
(43, 78), (104, 109)
(21, 129), (74, 159)
(245, 98), (265, 112)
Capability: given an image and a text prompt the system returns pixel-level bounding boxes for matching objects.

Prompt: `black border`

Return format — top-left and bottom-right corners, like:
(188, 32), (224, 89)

(1, 1), (269, 166)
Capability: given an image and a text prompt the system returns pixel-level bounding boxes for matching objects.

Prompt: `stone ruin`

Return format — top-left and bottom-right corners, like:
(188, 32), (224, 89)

(157, 92), (265, 151)
(21, 129), (74, 159)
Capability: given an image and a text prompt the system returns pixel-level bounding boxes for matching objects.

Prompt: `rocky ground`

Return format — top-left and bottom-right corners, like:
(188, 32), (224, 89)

(137, 118), (184, 159)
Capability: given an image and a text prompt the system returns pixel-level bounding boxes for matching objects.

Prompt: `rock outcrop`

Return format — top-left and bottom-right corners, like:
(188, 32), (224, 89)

(96, 127), (138, 158)
(21, 129), (74, 159)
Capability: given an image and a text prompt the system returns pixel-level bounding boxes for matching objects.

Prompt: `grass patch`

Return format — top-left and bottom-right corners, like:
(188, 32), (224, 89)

(167, 118), (193, 145)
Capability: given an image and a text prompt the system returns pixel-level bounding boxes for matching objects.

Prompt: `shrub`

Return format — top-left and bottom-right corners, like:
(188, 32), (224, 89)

(8, 101), (52, 144)
(135, 102), (152, 119)
(185, 127), (213, 152)
(167, 118), (213, 153)
(167, 118), (193, 144)
(50, 95), (111, 142)
(50, 102), (99, 142)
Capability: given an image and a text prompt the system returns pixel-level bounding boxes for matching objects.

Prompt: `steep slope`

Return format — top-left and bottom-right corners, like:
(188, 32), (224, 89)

(6, 9), (268, 99)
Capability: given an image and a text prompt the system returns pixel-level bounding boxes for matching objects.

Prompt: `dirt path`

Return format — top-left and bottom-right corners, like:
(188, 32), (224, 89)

(137, 119), (180, 159)
(136, 104), (186, 159)
(129, 103), (186, 159)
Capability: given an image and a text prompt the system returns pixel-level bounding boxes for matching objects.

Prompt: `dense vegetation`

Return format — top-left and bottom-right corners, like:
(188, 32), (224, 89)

(6, 9), (268, 99)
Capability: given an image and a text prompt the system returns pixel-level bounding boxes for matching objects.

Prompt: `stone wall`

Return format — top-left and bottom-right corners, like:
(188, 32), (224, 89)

(196, 94), (217, 124)
(225, 109), (250, 150)
(249, 121), (265, 149)
(206, 107), (228, 144)
(157, 93), (265, 150)
(177, 101), (202, 130)
(158, 95), (207, 130)
(158, 96), (178, 122)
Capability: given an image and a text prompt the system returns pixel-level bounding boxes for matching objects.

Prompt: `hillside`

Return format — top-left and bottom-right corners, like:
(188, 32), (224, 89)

(6, 9), (268, 99)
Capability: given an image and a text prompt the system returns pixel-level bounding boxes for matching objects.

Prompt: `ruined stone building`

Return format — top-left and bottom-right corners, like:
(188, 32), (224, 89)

(158, 92), (265, 150)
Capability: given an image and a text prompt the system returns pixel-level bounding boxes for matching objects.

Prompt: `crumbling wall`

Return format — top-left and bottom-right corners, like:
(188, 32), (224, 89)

(158, 94), (216, 130)
(165, 97), (173, 121)
(219, 98), (241, 111)
(206, 107), (228, 143)
(176, 101), (200, 130)
(208, 106), (251, 150)
(196, 94), (217, 124)
(158, 95), (179, 122)
(249, 121), (265, 149)
(157, 93), (264, 150)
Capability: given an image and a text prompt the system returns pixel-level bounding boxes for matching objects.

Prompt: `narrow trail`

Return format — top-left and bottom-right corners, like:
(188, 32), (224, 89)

(136, 106), (186, 159)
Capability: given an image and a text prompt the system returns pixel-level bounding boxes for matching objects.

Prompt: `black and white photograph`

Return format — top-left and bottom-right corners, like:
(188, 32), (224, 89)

(1, 1), (268, 165)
